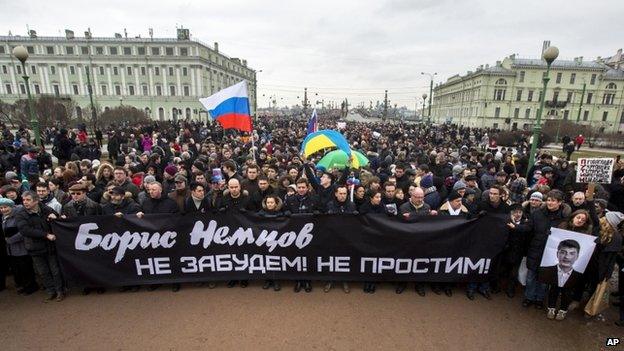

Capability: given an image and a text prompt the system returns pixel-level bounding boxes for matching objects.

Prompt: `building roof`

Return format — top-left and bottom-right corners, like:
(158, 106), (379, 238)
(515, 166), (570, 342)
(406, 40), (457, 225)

(510, 58), (605, 70)
(604, 68), (624, 80)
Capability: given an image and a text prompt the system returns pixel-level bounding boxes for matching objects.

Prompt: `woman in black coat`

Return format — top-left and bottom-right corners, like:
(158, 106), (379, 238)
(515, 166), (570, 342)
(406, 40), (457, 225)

(258, 195), (284, 291)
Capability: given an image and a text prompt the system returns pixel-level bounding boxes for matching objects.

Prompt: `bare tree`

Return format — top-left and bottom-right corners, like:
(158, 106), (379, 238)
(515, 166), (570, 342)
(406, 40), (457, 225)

(98, 106), (150, 128)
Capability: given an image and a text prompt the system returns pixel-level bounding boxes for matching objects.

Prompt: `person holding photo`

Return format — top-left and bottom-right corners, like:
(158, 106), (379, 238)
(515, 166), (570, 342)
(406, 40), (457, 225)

(541, 240), (583, 321)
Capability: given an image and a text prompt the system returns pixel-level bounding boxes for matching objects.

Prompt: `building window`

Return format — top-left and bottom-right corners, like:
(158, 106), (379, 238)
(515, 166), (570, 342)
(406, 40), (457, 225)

(72, 84), (79, 95)
(494, 89), (505, 101)
(569, 73), (576, 84)
(590, 74), (597, 85)
(115, 85), (121, 95)
(524, 108), (531, 118)
(168, 67), (174, 76)
(182, 67), (188, 76)
(26, 46), (34, 54)
(587, 93), (593, 104)
(142, 85), (148, 96)
(183, 85), (190, 96)
(602, 93), (616, 105)
(53, 84), (60, 96)
(123, 47), (132, 55)
(606, 83), (617, 90)
(99, 66), (105, 75)
(5, 84), (12, 94)
(96, 46), (104, 55)
(1, 65), (7, 74)
(166, 47), (174, 56)
(16, 65), (22, 74)
(65, 46), (74, 55)
(620, 111), (624, 124)
(566, 92), (573, 102)
(141, 67), (146, 76)
(527, 90), (534, 102)
(556, 72), (562, 84)
(158, 107), (164, 120)
(128, 85), (135, 96)
(514, 108), (519, 118)
(110, 47), (118, 55)
(101, 85), (107, 95)
(583, 110), (589, 121)
(154, 67), (160, 76)
(151, 47), (160, 55)
(494, 107), (501, 118)
(602, 111), (608, 121)
(156, 85), (162, 96)
(169, 85), (176, 96)
(113, 67), (119, 75)
(81, 46), (89, 55)
(563, 110), (569, 120)
(186, 108), (191, 119)
(180, 48), (188, 56)
(69, 66), (76, 75)
(138, 47), (146, 55)
(76, 107), (82, 119)
(126, 66), (132, 76)
(46, 46), (54, 54)
(516, 90), (522, 101)
(31, 65), (37, 74)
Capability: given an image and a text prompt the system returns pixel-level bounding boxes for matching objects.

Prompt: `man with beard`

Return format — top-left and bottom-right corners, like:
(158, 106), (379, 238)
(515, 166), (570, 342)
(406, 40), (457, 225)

(35, 182), (62, 214)
(168, 174), (189, 212)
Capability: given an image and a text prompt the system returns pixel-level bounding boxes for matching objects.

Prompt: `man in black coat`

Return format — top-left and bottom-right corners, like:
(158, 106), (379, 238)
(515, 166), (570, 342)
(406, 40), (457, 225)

(61, 183), (102, 217)
(102, 186), (142, 216)
(511, 189), (568, 309)
(250, 176), (275, 212)
(326, 185), (357, 214)
(215, 178), (251, 212)
(183, 182), (212, 214)
(14, 191), (65, 302)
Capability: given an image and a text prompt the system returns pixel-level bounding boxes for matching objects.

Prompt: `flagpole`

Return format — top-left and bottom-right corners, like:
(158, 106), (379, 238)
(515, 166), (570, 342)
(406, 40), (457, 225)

(245, 80), (257, 164)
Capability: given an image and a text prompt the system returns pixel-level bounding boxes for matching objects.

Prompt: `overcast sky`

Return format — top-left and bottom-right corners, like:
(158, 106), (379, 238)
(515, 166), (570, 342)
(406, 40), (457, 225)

(1, 0), (622, 109)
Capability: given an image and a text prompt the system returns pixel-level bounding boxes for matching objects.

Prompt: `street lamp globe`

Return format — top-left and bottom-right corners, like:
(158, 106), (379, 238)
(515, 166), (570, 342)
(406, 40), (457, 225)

(542, 46), (559, 64)
(422, 93), (428, 100)
(12, 45), (29, 64)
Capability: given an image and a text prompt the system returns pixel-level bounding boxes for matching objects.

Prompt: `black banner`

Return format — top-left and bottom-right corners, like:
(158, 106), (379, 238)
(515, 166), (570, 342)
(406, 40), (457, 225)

(52, 213), (508, 287)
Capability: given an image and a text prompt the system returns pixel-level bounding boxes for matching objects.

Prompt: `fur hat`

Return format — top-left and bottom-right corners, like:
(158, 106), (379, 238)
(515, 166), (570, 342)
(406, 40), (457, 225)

(605, 211), (624, 231)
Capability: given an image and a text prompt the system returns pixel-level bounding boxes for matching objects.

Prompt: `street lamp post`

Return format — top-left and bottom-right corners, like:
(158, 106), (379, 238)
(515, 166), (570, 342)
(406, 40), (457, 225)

(421, 72), (437, 119)
(555, 108), (564, 143)
(527, 46), (559, 177)
(12, 46), (41, 147)
(421, 93), (427, 122)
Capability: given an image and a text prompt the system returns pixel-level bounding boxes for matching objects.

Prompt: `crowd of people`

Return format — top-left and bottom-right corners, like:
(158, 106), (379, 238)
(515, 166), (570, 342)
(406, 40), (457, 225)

(0, 115), (623, 326)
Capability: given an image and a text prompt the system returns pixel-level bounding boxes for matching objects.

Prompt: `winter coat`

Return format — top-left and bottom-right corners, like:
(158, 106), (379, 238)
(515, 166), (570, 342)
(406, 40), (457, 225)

(284, 193), (319, 214)
(326, 199), (357, 214)
(183, 196), (212, 214)
(3, 206), (28, 256)
(62, 198), (102, 217)
(14, 203), (58, 255)
(142, 196), (180, 214)
(216, 190), (252, 212)
(423, 186), (441, 210)
(257, 197), (284, 217)
(438, 201), (469, 216)
(359, 202), (386, 214)
(517, 206), (568, 271)
(102, 198), (142, 215)
(399, 200), (432, 220)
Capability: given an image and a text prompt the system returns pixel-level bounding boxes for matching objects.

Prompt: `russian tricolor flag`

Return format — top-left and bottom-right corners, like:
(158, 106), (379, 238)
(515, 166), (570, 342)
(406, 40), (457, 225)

(307, 109), (318, 135)
(199, 81), (253, 132)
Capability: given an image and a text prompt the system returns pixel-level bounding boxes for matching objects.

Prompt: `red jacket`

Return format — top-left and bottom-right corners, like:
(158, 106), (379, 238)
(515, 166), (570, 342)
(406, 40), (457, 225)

(575, 135), (585, 145)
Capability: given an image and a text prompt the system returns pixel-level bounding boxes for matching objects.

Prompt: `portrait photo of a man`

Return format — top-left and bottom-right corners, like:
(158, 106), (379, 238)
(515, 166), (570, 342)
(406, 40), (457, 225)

(539, 239), (583, 288)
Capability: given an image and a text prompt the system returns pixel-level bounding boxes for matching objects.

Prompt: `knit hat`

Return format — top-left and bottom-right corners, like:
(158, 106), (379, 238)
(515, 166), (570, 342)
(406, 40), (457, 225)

(605, 211), (624, 231)
(453, 180), (467, 190)
(164, 164), (177, 176)
(143, 175), (157, 184)
(541, 166), (554, 174)
(452, 165), (464, 176)
(5, 171), (18, 181)
(448, 190), (462, 202)
(464, 188), (476, 195)
(530, 192), (543, 201)
(420, 174), (434, 188)
(0, 198), (15, 207)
